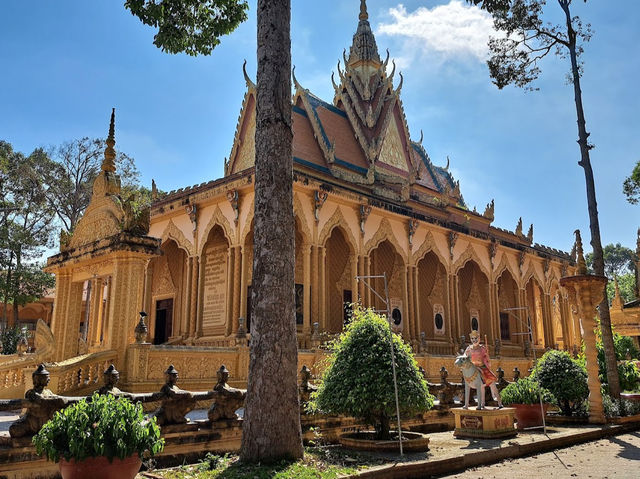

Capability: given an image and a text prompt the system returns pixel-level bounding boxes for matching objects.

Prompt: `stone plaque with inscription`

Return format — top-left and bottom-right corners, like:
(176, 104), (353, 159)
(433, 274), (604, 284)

(202, 242), (228, 335)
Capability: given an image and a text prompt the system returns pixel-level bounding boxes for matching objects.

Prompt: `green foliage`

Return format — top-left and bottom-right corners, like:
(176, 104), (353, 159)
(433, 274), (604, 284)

(125, 0), (249, 56)
(593, 323), (640, 392)
(0, 325), (30, 355)
(602, 394), (640, 418)
(159, 447), (384, 479)
(32, 393), (164, 463)
(615, 361), (640, 393)
(586, 243), (635, 278)
(623, 159), (640, 204)
(311, 308), (434, 439)
(48, 137), (141, 233)
(532, 349), (588, 416)
(500, 376), (555, 406)
(606, 273), (636, 305)
(0, 141), (57, 317)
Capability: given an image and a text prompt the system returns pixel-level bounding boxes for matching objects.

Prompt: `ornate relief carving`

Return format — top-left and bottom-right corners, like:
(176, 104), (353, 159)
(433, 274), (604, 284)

(318, 207), (357, 252)
(240, 198), (255, 245)
(314, 190), (328, 222)
(364, 217), (406, 262)
(161, 219), (195, 257)
(488, 239), (497, 267)
(453, 244), (491, 279)
(413, 230), (448, 271)
(226, 190), (239, 224)
(379, 119), (408, 172)
(293, 194), (311, 245)
(359, 204), (372, 235)
(232, 104), (256, 174)
(185, 204), (198, 231)
(408, 219), (418, 247)
(483, 200), (495, 221)
(199, 205), (235, 254)
(151, 256), (176, 296)
(448, 232), (458, 261)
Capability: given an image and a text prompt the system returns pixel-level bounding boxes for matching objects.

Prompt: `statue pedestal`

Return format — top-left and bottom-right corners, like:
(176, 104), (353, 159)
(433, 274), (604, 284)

(452, 407), (517, 439)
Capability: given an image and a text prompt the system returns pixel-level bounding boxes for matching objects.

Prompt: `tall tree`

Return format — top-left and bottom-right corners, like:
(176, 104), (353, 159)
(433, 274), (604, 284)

(48, 137), (140, 233)
(468, 0), (621, 396)
(0, 141), (56, 325)
(623, 159), (640, 205)
(586, 243), (635, 279)
(125, 0), (303, 461)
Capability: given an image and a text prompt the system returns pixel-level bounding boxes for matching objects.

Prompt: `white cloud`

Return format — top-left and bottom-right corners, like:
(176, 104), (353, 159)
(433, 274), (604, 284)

(377, 1), (496, 66)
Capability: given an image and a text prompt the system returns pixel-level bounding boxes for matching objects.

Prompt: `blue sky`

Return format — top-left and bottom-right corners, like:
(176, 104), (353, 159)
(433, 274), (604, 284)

(1, 1), (638, 253)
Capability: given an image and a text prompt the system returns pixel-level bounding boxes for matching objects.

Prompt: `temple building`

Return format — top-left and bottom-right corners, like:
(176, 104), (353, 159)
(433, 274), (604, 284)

(6, 1), (625, 396)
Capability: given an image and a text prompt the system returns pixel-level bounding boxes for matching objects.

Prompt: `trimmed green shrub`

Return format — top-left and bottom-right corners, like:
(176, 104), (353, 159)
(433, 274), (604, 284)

(616, 361), (640, 392)
(33, 393), (164, 463)
(500, 376), (555, 406)
(311, 307), (434, 439)
(602, 394), (640, 418)
(533, 349), (588, 416)
(0, 325), (29, 354)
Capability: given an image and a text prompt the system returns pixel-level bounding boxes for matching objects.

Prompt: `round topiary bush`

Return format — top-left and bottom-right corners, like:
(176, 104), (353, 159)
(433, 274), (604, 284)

(532, 349), (588, 416)
(311, 307), (434, 440)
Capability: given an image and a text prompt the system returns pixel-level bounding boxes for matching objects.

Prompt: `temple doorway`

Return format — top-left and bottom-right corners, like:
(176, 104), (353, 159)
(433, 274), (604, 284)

(154, 298), (173, 344)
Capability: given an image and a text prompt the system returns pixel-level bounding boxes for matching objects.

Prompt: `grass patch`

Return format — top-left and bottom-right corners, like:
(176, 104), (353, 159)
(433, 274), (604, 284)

(153, 446), (386, 478)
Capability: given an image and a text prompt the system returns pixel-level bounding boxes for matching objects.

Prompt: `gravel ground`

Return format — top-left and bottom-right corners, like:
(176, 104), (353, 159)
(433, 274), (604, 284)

(439, 431), (640, 479)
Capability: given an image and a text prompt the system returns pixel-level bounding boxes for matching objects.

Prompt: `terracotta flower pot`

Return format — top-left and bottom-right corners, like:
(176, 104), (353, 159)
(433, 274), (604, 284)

(59, 455), (142, 479)
(512, 403), (549, 430)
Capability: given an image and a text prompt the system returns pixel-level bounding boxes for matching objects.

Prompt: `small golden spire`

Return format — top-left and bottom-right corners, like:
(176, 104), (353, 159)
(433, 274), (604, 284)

(102, 108), (116, 173)
(574, 229), (587, 275)
(360, 0), (368, 21)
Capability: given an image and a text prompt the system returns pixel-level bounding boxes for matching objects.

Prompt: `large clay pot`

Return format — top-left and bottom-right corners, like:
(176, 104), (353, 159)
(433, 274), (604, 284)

(59, 455), (142, 479)
(512, 403), (549, 430)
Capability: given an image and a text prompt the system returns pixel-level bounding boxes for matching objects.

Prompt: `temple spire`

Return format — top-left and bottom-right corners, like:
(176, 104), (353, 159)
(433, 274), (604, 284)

(359, 0), (368, 21)
(102, 108), (117, 173)
(349, 0), (380, 66)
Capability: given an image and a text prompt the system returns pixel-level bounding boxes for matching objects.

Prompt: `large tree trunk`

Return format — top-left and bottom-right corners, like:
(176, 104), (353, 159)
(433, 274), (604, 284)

(561, 1), (620, 398)
(240, 0), (303, 462)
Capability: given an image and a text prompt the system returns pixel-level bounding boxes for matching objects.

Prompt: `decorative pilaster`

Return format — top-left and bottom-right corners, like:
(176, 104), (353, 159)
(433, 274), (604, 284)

(560, 274), (607, 424)
(88, 277), (104, 347)
(231, 245), (242, 335)
(303, 244), (312, 337)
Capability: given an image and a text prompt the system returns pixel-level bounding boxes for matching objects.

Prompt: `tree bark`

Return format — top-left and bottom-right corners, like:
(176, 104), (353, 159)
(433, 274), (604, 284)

(560, 0), (620, 397)
(240, 0), (304, 462)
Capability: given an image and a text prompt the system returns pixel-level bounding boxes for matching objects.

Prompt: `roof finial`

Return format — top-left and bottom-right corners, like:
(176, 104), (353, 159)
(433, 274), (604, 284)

(574, 229), (587, 275)
(102, 108), (116, 173)
(360, 0), (368, 21)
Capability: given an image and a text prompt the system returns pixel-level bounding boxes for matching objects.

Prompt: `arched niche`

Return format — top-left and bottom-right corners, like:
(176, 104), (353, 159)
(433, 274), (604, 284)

(416, 251), (448, 340)
(549, 281), (565, 349)
(369, 239), (406, 331)
(201, 225), (230, 337)
(324, 226), (354, 333)
(458, 260), (491, 341)
(524, 276), (545, 347)
(497, 269), (519, 343)
(149, 238), (188, 344)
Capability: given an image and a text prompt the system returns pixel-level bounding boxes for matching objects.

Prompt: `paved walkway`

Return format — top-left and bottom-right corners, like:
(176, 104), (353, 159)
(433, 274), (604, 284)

(439, 431), (640, 478)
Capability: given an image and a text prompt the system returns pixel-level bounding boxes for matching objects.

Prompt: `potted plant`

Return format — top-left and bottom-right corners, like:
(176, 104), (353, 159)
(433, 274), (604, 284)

(311, 307), (434, 451)
(33, 393), (164, 479)
(500, 376), (555, 429)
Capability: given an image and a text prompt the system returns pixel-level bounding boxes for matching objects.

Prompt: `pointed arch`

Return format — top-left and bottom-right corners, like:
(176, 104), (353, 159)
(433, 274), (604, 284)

(198, 205), (235, 255)
(240, 198), (255, 245)
(522, 261), (545, 292)
(160, 219), (195, 256)
(318, 206), (357, 253)
(364, 217), (407, 262)
(453, 243), (491, 280)
(493, 251), (519, 285)
(293, 193), (312, 245)
(413, 230), (449, 272)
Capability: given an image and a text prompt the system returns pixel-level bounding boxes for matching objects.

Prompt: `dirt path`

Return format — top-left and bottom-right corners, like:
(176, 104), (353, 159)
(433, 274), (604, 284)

(439, 431), (640, 479)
